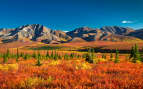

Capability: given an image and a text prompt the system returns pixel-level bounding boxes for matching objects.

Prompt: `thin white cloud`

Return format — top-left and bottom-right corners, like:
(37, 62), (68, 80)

(121, 20), (133, 24)
(63, 31), (69, 33)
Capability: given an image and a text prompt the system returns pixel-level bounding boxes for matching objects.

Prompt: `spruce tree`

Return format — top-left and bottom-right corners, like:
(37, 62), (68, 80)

(70, 53), (74, 59)
(51, 51), (54, 59)
(129, 46), (135, 59)
(53, 50), (58, 60)
(87, 48), (95, 59)
(3, 54), (8, 63)
(85, 53), (93, 63)
(88, 48), (91, 53)
(77, 55), (80, 58)
(6, 49), (10, 58)
(104, 54), (106, 59)
(91, 48), (95, 59)
(20, 52), (24, 57)
(130, 44), (141, 63)
(58, 54), (62, 59)
(82, 53), (86, 59)
(114, 49), (120, 63)
(32, 51), (37, 59)
(135, 44), (140, 59)
(23, 54), (29, 60)
(36, 52), (42, 66)
(85, 48), (94, 63)
(102, 54), (106, 59)
(37, 52), (41, 59)
(46, 51), (50, 59)
(16, 48), (19, 62)
(64, 53), (69, 60)
(110, 53), (113, 61)
(0, 54), (2, 58)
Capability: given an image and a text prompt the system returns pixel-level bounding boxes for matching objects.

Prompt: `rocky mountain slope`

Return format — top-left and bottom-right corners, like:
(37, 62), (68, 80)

(127, 29), (143, 39)
(0, 24), (71, 43)
(0, 24), (142, 43)
(67, 26), (140, 42)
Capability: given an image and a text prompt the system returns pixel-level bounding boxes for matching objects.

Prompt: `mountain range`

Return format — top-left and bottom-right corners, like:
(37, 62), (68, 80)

(0, 24), (142, 44)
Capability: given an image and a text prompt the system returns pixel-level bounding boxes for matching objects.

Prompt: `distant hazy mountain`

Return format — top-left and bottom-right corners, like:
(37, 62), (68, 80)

(0, 24), (142, 43)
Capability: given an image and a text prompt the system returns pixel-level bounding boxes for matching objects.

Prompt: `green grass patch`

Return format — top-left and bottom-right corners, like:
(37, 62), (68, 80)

(29, 46), (63, 50)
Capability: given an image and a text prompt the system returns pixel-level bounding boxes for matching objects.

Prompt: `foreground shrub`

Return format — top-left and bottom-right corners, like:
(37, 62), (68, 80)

(0, 63), (18, 71)
(20, 77), (44, 88)
(75, 62), (92, 70)
(0, 61), (143, 89)
(48, 60), (61, 66)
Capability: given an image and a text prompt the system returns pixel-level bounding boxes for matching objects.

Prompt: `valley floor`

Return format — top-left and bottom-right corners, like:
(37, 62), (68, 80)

(0, 41), (143, 89)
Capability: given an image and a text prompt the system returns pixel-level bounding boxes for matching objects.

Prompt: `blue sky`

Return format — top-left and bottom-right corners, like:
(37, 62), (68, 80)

(0, 0), (143, 31)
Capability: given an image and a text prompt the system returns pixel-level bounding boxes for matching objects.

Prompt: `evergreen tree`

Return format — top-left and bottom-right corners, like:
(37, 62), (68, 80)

(129, 46), (135, 59)
(20, 52), (24, 57)
(102, 54), (106, 59)
(51, 51), (54, 59)
(53, 50), (58, 60)
(134, 44), (141, 61)
(91, 48), (95, 59)
(91, 48), (95, 53)
(87, 48), (95, 59)
(36, 52), (42, 66)
(3, 54), (8, 63)
(70, 53), (74, 59)
(130, 44), (141, 63)
(16, 56), (18, 62)
(0, 53), (3, 58)
(16, 48), (19, 57)
(64, 53), (69, 60)
(58, 54), (62, 59)
(110, 53), (113, 61)
(85, 53), (93, 63)
(46, 51), (50, 59)
(77, 55), (80, 58)
(82, 53), (86, 59)
(85, 48), (94, 63)
(6, 48), (10, 58)
(16, 48), (19, 62)
(37, 52), (41, 59)
(32, 51), (37, 58)
(23, 54), (29, 60)
(114, 49), (120, 63)
(88, 48), (92, 53)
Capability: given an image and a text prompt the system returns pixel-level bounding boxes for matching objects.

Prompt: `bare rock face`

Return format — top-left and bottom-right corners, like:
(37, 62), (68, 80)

(67, 27), (99, 41)
(1, 24), (71, 43)
(100, 26), (134, 35)
(67, 26), (139, 42)
(0, 24), (142, 43)
(52, 30), (72, 42)
(67, 27), (95, 38)
(127, 29), (143, 40)
(100, 35), (142, 42)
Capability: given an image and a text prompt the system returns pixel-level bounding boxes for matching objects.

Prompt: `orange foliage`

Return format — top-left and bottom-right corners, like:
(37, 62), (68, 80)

(0, 60), (143, 89)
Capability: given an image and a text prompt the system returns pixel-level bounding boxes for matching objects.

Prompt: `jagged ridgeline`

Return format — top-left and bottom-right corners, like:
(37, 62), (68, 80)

(0, 24), (142, 43)
(0, 24), (72, 43)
